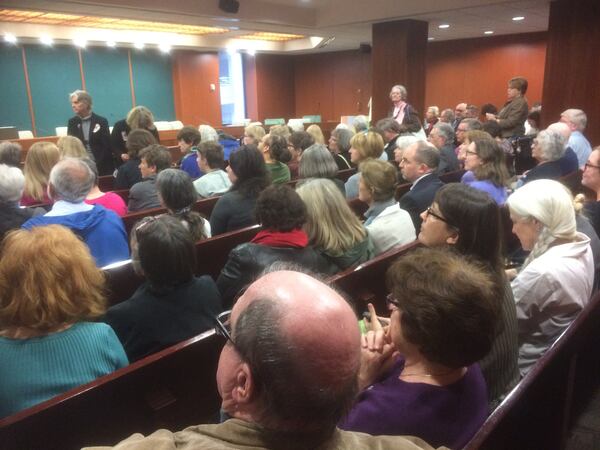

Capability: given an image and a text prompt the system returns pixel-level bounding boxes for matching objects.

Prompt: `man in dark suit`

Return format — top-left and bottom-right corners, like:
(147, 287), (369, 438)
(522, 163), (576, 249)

(399, 141), (444, 231)
(67, 90), (113, 175)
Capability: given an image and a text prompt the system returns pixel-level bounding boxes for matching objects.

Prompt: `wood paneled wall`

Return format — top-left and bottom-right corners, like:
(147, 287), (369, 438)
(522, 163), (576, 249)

(542, 0), (600, 146)
(253, 54), (296, 121)
(426, 32), (547, 114)
(293, 50), (371, 122)
(172, 51), (222, 127)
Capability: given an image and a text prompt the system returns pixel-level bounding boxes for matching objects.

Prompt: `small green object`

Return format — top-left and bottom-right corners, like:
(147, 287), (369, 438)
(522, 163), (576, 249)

(302, 115), (321, 123)
(264, 118), (285, 126)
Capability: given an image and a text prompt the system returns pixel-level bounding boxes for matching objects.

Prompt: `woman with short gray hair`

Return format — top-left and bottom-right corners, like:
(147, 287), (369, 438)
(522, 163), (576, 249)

(0, 164), (44, 239)
(519, 129), (565, 185)
(298, 144), (345, 195)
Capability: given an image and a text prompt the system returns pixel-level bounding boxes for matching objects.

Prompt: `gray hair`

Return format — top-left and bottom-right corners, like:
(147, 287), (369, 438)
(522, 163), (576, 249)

(460, 118), (482, 131)
(49, 157), (94, 203)
(561, 109), (587, 131)
(199, 124), (219, 143)
(331, 128), (355, 152)
(536, 130), (566, 162)
(376, 118), (402, 134)
(413, 141), (440, 170)
(0, 141), (22, 168)
(390, 84), (408, 101)
(0, 164), (25, 203)
(396, 135), (419, 151)
(433, 122), (455, 144)
(299, 144), (338, 179)
(353, 115), (369, 133)
(69, 90), (92, 108)
(440, 108), (455, 123)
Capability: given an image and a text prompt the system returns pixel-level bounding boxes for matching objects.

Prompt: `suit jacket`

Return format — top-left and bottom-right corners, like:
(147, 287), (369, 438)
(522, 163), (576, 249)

(399, 173), (444, 231)
(67, 112), (113, 175)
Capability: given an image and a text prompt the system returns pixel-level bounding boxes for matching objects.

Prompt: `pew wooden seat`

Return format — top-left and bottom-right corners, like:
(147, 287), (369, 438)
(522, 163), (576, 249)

(98, 175), (115, 192)
(329, 240), (420, 315)
(464, 290), (600, 450)
(439, 168), (466, 183)
(0, 330), (225, 450)
(104, 224), (262, 305)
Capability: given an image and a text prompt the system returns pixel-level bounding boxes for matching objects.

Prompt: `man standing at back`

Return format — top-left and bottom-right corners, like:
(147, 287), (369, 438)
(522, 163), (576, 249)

(399, 141), (444, 231)
(85, 270), (443, 450)
(22, 158), (129, 267)
(67, 90), (113, 175)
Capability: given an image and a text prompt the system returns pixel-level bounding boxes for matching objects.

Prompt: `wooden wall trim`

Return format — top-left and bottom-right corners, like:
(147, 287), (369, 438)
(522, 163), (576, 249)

(77, 48), (86, 91)
(127, 49), (136, 107)
(20, 47), (36, 137)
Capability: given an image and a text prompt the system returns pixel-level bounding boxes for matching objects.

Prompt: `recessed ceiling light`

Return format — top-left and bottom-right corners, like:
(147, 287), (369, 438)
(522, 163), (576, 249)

(512, 16), (525, 21)
(134, 41), (145, 50)
(39, 35), (53, 46)
(247, 48), (256, 56)
(428, 37), (435, 41)
(106, 40), (116, 48)
(438, 24), (450, 29)
(158, 43), (171, 53)
(4, 33), (17, 44)
(73, 38), (87, 48)
(484, 30), (494, 35)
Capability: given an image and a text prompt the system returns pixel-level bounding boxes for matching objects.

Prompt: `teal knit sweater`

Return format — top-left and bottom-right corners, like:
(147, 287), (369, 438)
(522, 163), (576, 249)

(0, 322), (128, 418)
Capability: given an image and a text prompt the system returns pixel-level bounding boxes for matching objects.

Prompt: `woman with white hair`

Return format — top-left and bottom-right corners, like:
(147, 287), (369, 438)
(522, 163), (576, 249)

(507, 179), (593, 375)
(0, 164), (44, 240)
(388, 84), (422, 134)
(518, 129), (565, 186)
(198, 124), (219, 143)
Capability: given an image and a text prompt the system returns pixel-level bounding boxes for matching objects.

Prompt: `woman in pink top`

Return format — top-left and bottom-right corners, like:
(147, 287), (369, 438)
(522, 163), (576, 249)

(83, 158), (127, 216)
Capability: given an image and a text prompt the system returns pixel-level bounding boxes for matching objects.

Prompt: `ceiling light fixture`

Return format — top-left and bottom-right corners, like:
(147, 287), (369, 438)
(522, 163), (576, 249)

(428, 37), (435, 41)
(39, 35), (53, 46)
(438, 24), (450, 29)
(134, 41), (145, 50)
(4, 33), (17, 44)
(106, 40), (116, 48)
(512, 16), (525, 21)
(73, 38), (87, 48)
(158, 43), (171, 53)
(247, 48), (256, 56)
(484, 30), (494, 35)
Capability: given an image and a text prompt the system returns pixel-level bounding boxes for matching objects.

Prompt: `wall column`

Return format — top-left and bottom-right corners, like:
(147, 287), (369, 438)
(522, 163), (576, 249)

(371, 19), (428, 123)
(541, 0), (600, 145)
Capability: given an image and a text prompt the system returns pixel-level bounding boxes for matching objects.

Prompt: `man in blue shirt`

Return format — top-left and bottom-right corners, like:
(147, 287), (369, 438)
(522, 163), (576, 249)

(561, 108), (592, 169)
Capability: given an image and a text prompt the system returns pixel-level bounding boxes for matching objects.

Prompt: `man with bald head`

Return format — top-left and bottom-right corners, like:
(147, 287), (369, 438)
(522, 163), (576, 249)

(546, 122), (578, 175)
(22, 157), (128, 267)
(89, 271), (442, 450)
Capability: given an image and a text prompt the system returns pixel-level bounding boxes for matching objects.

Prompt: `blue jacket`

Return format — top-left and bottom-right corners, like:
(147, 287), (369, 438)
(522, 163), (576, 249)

(22, 205), (129, 267)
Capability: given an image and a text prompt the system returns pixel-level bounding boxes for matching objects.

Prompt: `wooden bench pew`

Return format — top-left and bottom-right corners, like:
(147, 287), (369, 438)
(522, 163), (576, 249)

(464, 290), (600, 450)
(329, 240), (420, 315)
(98, 174), (115, 192)
(104, 224), (262, 305)
(0, 330), (225, 450)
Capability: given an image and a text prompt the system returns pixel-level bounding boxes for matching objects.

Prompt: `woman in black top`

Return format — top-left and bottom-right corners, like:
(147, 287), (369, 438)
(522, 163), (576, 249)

(114, 129), (157, 190)
(111, 106), (160, 167)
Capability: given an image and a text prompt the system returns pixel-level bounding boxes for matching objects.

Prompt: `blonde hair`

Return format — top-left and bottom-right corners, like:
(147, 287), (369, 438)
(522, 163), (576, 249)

(306, 124), (325, 144)
(126, 106), (155, 130)
(23, 142), (60, 202)
(269, 124), (291, 140)
(350, 131), (384, 161)
(507, 179), (577, 268)
(360, 159), (397, 202)
(57, 135), (87, 159)
(0, 225), (106, 332)
(244, 124), (266, 144)
(296, 178), (367, 256)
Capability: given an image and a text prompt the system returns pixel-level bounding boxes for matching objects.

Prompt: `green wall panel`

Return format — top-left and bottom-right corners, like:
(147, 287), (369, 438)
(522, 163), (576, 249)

(26, 45), (81, 136)
(82, 47), (132, 125)
(0, 45), (32, 133)
(130, 51), (175, 121)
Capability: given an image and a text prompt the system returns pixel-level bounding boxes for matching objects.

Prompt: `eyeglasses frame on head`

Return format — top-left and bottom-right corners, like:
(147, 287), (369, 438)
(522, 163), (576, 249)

(214, 310), (234, 345)
(424, 206), (459, 230)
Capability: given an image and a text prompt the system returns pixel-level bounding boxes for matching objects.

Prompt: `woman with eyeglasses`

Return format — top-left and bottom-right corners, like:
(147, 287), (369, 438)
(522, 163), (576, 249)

(462, 132), (510, 205)
(507, 179), (593, 375)
(339, 248), (497, 448)
(102, 215), (222, 362)
(418, 183), (519, 408)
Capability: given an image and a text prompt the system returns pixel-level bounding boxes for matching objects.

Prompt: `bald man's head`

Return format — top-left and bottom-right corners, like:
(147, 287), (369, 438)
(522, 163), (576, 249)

(220, 270), (361, 433)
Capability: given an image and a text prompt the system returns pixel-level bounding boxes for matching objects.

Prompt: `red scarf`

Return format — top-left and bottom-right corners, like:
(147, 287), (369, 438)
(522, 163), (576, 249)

(251, 229), (309, 248)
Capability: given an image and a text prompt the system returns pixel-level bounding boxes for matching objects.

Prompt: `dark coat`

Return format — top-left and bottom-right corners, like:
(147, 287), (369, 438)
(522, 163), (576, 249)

(217, 243), (336, 308)
(67, 112), (113, 175)
(399, 173), (444, 230)
(389, 103), (422, 134)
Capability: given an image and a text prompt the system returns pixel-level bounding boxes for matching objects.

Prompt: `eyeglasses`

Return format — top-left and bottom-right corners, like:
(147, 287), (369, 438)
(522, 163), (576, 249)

(465, 150), (478, 156)
(214, 310), (234, 345)
(424, 207), (457, 229)
(386, 294), (401, 309)
(585, 162), (600, 170)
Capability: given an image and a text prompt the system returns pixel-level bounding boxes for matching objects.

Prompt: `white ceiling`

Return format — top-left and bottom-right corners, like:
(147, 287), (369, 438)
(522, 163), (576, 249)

(0, 0), (550, 52)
